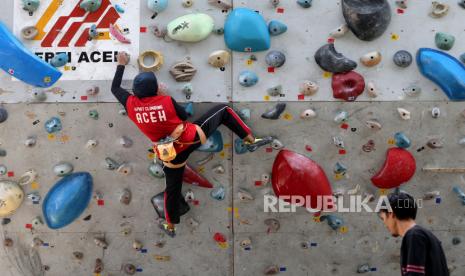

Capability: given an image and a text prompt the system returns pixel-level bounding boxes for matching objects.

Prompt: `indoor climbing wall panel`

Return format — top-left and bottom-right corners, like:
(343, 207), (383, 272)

(0, 0), (465, 276)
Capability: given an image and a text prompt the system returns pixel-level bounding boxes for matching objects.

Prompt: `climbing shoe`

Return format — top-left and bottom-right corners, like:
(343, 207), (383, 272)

(159, 223), (176, 238)
(244, 136), (274, 152)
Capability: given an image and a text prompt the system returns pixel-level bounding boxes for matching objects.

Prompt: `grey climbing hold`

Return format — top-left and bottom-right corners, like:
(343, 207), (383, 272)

(267, 85), (282, 97)
(239, 70), (259, 87)
(213, 27), (224, 35)
(120, 136), (133, 148)
(0, 107), (7, 123)
(182, 83), (193, 98)
(238, 189), (254, 201)
(123, 263), (136, 275)
(120, 188), (132, 205)
(32, 237), (44, 247)
(452, 237), (461, 245)
(25, 136), (37, 147)
(32, 90), (47, 102)
(117, 163), (132, 175)
(432, 107), (440, 118)
(261, 103), (286, 120)
(459, 137), (465, 146)
(240, 238), (252, 249)
(182, 0), (193, 7)
(427, 138), (443, 149)
(104, 157), (120, 170)
(271, 139), (284, 150)
(86, 139), (98, 149)
(297, 0), (312, 8)
(21, 26), (38, 40)
(314, 44), (357, 73)
(0, 165), (6, 175)
(86, 86), (99, 96)
(0, 149), (6, 157)
(396, 0), (407, 9)
(73, 252), (84, 260)
(264, 218), (280, 232)
(27, 192), (41, 203)
(393, 50), (413, 68)
(365, 120), (382, 130)
(32, 216), (43, 227)
(238, 109), (251, 121)
(423, 191), (440, 200)
(460, 0), (465, 9)
(403, 85), (421, 97)
(94, 237), (108, 249)
(334, 110), (349, 123)
(208, 0), (232, 10)
(22, 0), (40, 13)
(149, 162), (165, 178)
(270, 0), (280, 7)
(53, 162), (74, 177)
(333, 136), (345, 148)
(452, 186), (465, 205)
(265, 50), (286, 68)
(342, 0), (392, 41)
(430, 1), (449, 18)
(213, 164), (225, 174)
(357, 264), (371, 273)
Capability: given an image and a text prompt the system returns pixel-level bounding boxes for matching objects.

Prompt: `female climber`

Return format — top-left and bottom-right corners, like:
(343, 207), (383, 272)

(111, 52), (272, 237)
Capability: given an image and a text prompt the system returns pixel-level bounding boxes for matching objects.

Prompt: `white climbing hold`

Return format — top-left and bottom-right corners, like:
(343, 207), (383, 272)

(86, 139), (98, 149)
(365, 120), (382, 130)
(329, 24), (349, 38)
(366, 82), (378, 98)
(300, 109), (317, 119)
(397, 108), (411, 120)
(431, 107), (440, 118)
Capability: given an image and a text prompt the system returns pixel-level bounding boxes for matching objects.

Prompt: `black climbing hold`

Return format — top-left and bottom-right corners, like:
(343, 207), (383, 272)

(0, 108), (7, 123)
(1, 218), (11, 225)
(261, 103), (286, 120)
(83, 215), (92, 221)
(342, 0), (392, 41)
(314, 44), (357, 73)
(151, 192), (190, 219)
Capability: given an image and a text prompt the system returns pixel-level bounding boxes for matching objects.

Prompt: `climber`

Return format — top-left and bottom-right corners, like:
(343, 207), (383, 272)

(111, 52), (272, 237)
(378, 192), (449, 276)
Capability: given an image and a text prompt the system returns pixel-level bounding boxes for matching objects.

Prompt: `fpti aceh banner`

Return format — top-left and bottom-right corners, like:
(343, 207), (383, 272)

(13, 0), (140, 81)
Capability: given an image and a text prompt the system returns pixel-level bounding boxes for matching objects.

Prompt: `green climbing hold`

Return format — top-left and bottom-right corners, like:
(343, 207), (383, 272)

(167, 14), (214, 42)
(435, 32), (455, 51)
(80, 0), (102, 13)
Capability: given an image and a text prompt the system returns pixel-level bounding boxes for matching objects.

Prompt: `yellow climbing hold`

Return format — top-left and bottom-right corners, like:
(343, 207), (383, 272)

(218, 242), (229, 249)
(340, 226), (349, 233)
(263, 95), (270, 101)
(47, 134), (55, 140)
(283, 113), (293, 120)
(334, 173), (344, 180)
(323, 71), (332, 78)
(147, 152), (155, 160)
(31, 182), (39, 190)
(379, 189), (388, 195)
(224, 143), (231, 148)
(246, 59), (253, 66)
(219, 151), (226, 158)
(387, 138), (395, 145)
(391, 33), (399, 41)
(313, 216), (321, 222)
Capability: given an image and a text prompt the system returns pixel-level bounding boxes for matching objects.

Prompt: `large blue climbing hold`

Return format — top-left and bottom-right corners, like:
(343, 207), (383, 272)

(416, 48), (465, 101)
(197, 130), (224, 152)
(234, 138), (248, 154)
(394, 132), (411, 149)
(0, 22), (62, 87)
(224, 8), (270, 52)
(42, 172), (93, 229)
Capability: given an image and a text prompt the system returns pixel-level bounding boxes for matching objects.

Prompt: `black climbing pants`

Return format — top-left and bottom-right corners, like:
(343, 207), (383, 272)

(163, 104), (252, 224)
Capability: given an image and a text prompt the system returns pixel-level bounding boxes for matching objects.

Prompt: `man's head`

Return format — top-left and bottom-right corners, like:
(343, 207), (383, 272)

(133, 72), (158, 98)
(378, 192), (417, 237)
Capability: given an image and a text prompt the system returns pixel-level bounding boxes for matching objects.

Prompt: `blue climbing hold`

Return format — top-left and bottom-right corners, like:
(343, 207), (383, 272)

(394, 132), (411, 149)
(147, 0), (168, 13)
(183, 102), (194, 117)
(42, 172), (93, 229)
(50, 53), (69, 68)
(234, 138), (248, 154)
(0, 22), (62, 87)
(320, 215), (343, 230)
(115, 4), (125, 13)
(297, 0), (313, 8)
(210, 185), (225, 201)
(197, 130), (224, 153)
(79, 0), (102, 13)
(265, 50), (286, 68)
(22, 0), (40, 13)
(453, 186), (465, 205)
(224, 8), (270, 52)
(239, 70), (259, 87)
(416, 48), (465, 101)
(44, 117), (62, 133)
(268, 20), (287, 36)
(238, 109), (251, 120)
(89, 24), (98, 39)
(334, 162), (347, 174)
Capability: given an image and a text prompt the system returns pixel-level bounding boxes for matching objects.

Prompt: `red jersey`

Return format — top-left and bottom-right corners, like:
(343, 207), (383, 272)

(126, 95), (197, 153)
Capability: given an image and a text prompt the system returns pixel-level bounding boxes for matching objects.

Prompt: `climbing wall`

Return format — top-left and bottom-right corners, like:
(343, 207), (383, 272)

(0, 0), (465, 276)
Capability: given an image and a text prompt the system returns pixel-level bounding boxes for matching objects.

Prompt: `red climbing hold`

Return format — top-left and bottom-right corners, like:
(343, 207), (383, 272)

(272, 150), (333, 210)
(331, 71), (365, 101)
(183, 165), (213, 188)
(371, 148), (416, 189)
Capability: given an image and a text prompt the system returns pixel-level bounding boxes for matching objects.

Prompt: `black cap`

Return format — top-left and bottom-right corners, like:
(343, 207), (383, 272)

(133, 72), (158, 98)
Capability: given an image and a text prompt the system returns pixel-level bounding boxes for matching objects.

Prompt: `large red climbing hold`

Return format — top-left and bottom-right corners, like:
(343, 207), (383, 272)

(331, 71), (365, 101)
(371, 148), (416, 189)
(183, 165), (213, 188)
(272, 150), (333, 210)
